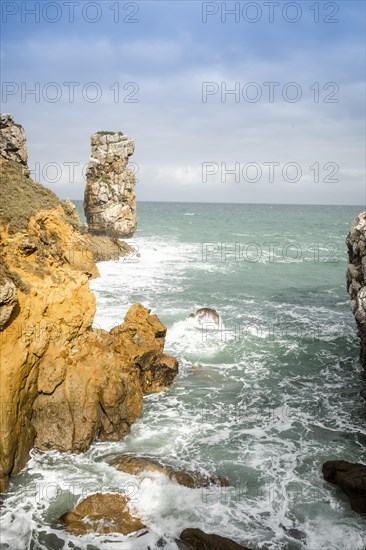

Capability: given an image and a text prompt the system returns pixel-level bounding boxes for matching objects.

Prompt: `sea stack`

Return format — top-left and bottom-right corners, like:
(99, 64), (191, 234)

(346, 211), (366, 370)
(84, 131), (137, 238)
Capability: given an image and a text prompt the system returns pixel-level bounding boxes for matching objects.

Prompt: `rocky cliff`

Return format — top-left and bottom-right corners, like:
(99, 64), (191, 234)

(346, 211), (366, 370)
(0, 113), (29, 175)
(84, 131), (137, 238)
(0, 116), (178, 492)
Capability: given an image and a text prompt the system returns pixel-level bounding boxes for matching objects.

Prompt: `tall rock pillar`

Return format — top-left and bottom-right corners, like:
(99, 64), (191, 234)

(84, 131), (137, 238)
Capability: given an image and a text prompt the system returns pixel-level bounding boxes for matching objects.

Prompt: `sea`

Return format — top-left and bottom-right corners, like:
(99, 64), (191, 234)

(1, 202), (365, 550)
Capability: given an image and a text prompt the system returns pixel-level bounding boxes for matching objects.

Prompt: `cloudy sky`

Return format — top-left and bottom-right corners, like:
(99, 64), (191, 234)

(1, 0), (365, 204)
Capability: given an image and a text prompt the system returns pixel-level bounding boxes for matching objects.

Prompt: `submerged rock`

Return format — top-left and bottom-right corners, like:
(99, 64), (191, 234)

(179, 528), (251, 550)
(84, 131), (137, 238)
(322, 460), (366, 514)
(111, 455), (229, 488)
(60, 493), (146, 535)
(189, 307), (220, 325)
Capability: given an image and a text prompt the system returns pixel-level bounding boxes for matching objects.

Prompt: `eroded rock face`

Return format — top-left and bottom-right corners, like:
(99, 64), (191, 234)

(0, 208), (178, 490)
(180, 528), (250, 550)
(0, 114), (29, 174)
(322, 460), (366, 514)
(0, 118), (177, 492)
(0, 207), (96, 492)
(112, 305), (179, 395)
(32, 303), (178, 453)
(60, 493), (146, 535)
(346, 212), (366, 370)
(111, 455), (229, 488)
(84, 131), (137, 238)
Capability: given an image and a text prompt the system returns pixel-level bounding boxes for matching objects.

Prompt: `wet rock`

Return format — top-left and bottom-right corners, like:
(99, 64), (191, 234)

(322, 460), (366, 514)
(179, 528), (251, 550)
(173, 470), (229, 489)
(111, 304), (179, 395)
(60, 493), (146, 535)
(111, 455), (229, 488)
(189, 308), (220, 325)
(281, 524), (307, 541)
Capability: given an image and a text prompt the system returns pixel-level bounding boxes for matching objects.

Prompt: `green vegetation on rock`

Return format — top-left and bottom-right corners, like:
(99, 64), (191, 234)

(96, 131), (124, 136)
(0, 160), (80, 234)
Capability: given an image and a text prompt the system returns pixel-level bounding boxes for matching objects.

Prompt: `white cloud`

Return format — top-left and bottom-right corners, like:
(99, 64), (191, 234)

(2, 32), (364, 204)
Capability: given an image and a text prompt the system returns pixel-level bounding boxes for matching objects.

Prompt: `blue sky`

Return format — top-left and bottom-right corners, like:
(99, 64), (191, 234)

(1, 0), (365, 204)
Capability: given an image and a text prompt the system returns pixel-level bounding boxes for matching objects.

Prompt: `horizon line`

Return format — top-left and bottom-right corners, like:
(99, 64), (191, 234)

(70, 199), (365, 208)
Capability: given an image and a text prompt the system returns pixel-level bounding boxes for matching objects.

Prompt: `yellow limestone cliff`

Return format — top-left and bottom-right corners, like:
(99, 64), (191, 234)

(0, 117), (178, 492)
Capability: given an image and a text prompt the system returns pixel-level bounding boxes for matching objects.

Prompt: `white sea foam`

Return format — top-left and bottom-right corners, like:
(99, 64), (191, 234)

(2, 205), (365, 550)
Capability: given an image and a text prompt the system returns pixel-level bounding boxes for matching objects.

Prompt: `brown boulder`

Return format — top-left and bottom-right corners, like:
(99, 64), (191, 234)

(60, 493), (146, 535)
(322, 460), (366, 514)
(111, 455), (229, 488)
(111, 304), (179, 394)
(180, 528), (250, 550)
(173, 470), (229, 489)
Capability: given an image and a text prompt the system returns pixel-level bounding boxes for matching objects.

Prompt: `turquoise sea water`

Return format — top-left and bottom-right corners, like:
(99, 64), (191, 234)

(1, 202), (365, 550)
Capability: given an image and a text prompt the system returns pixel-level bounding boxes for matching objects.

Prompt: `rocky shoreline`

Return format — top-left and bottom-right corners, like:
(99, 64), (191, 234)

(0, 115), (178, 494)
(0, 114), (248, 549)
(347, 211), (366, 373)
(1, 114), (365, 548)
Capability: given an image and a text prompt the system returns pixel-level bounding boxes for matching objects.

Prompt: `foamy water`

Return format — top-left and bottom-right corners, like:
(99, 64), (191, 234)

(1, 203), (365, 550)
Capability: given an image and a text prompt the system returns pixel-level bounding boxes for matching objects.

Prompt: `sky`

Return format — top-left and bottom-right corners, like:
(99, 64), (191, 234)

(1, 0), (365, 204)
